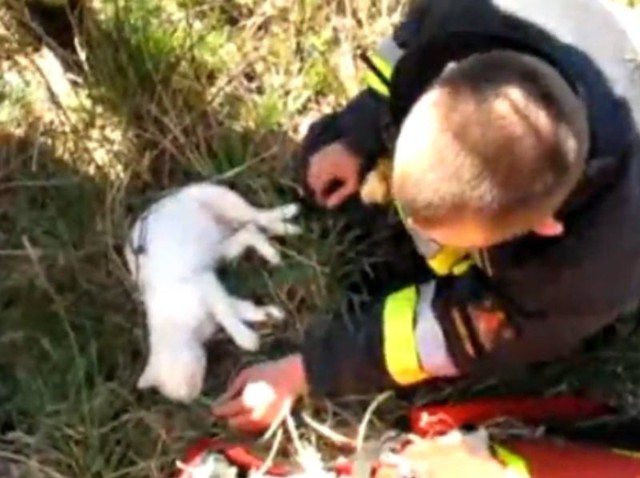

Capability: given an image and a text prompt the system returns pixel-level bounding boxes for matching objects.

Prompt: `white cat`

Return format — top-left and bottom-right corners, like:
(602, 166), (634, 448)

(124, 181), (301, 402)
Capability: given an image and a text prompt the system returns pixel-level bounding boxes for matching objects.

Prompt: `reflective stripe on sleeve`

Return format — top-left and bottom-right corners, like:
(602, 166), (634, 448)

(382, 286), (429, 385)
(493, 445), (531, 478)
(415, 282), (459, 377)
(383, 283), (459, 385)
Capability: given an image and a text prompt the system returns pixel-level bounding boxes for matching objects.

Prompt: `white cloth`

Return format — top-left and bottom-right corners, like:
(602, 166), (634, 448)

(415, 282), (460, 377)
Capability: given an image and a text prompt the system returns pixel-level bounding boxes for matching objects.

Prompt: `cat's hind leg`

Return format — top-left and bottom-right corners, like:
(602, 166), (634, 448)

(198, 272), (260, 351)
(229, 296), (285, 323)
(220, 224), (281, 265)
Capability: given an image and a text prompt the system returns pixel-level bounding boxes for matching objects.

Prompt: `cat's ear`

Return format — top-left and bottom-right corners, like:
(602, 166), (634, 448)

(137, 363), (156, 389)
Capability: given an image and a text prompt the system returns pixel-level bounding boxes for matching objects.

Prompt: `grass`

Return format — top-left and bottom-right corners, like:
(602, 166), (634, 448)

(0, 0), (639, 476)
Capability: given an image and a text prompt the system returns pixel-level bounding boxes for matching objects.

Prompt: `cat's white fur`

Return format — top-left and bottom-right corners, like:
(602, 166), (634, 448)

(124, 181), (300, 402)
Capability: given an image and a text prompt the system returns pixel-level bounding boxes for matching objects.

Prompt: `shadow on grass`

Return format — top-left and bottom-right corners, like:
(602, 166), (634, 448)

(0, 128), (168, 475)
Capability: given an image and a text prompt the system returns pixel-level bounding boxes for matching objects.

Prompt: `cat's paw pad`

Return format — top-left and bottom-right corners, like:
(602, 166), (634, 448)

(263, 305), (285, 321)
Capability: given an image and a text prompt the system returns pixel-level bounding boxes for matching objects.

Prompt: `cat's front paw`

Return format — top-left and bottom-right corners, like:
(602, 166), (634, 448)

(275, 204), (302, 236)
(262, 305), (285, 321)
(279, 222), (302, 236)
(277, 203), (300, 221)
(258, 203), (303, 237)
(230, 328), (260, 352)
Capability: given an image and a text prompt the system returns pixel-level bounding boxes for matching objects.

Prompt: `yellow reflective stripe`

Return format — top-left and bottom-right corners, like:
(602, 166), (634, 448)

(493, 445), (530, 478)
(613, 448), (640, 459)
(364, 52), (393, 97)
(395, 201), (474, 276)
(451, 258), (474, 275)
(382, 286), (430, 385)
(428, 247), (471, 276)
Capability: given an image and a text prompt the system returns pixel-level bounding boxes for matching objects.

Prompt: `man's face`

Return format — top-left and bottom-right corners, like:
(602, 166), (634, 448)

(406, 212), (564, 253)
(407, 215), (511, 252)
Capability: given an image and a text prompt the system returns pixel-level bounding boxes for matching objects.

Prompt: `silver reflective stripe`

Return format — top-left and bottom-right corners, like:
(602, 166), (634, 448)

(415, 282), (460, 377)
(376, 36), (404, 69)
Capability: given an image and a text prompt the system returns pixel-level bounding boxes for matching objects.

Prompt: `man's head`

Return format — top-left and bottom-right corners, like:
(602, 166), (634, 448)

(392, 50), (589, 250)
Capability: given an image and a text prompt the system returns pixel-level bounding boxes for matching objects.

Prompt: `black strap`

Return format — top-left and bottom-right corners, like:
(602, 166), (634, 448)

(359, 51), (393, 92)
(131, 212), (150, 256)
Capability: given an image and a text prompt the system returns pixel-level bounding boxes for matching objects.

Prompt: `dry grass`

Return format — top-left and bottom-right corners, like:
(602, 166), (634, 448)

(1, 0), (640, 477)
(0, 0), (408, 476)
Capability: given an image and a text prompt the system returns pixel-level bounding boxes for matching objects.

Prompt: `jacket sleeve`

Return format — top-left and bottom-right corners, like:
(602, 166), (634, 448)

(294, 1), (430, 191)
(301, 279), (458, 397)
(301, 252), (621, 397)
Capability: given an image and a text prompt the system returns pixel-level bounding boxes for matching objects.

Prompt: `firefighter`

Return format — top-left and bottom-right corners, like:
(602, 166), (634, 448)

(212, 0), (640, 433)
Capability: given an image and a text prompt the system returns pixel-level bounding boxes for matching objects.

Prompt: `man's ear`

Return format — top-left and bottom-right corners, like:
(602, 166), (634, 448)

(532, 217), (564, 237)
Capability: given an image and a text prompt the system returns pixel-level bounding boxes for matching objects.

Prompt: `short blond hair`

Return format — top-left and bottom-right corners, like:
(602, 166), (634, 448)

(392, 51), (589, 233)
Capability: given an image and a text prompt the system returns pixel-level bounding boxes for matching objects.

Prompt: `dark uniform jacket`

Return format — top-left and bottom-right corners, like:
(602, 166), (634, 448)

(298, 0), (640, 397)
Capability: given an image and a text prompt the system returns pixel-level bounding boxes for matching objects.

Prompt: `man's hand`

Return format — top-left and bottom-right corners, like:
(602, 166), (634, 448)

(306, 142), (362, 208)
(211, 354), (308, 433)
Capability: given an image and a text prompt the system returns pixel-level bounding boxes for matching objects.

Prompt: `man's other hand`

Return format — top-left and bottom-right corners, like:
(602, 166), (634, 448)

(211, 354), (308, 433)
(306, 142), (362, 208)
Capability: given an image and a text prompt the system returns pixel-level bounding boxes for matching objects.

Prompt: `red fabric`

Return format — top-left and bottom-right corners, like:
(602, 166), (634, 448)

(176, 397), (618, 477)
(176, 438), (292, 477)
(505, 439), (640, 478)
(410, 397), (612, 436)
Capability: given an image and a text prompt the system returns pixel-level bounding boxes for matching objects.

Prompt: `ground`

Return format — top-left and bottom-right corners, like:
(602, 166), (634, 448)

(0, 0), (639, 476)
